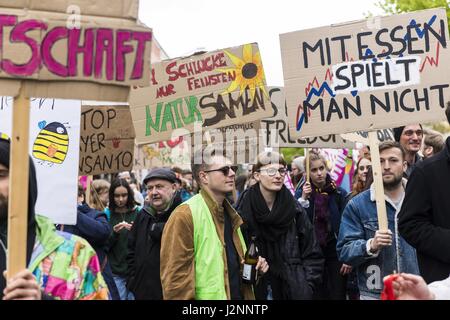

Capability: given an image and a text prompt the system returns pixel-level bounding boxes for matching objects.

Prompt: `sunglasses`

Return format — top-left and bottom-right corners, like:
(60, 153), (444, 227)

(204, 165), (238, 176)
(257, 167), (287, 177)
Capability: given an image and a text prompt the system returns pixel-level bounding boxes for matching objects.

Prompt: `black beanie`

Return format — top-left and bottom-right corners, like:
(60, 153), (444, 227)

(393, 126), (405, 142)
(393, 124), (423, 142)
(0, 138), (38, 299)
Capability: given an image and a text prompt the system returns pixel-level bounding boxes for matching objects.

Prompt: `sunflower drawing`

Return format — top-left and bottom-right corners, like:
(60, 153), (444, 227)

(218, 44), (268, 99)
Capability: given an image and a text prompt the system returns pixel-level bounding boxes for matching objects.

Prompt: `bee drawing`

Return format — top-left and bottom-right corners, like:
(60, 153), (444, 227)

(32, 121), (69, 165)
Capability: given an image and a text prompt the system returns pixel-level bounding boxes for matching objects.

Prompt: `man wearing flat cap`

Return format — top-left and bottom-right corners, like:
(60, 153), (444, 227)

(126, 168), (182, 300)
(393, 124), (423, 178)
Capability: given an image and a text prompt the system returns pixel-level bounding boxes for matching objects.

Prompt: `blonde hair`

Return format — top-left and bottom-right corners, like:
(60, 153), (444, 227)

(89, 179), (110, 211)
(304, 150), (328, 173)
(424, 130), (444, 155)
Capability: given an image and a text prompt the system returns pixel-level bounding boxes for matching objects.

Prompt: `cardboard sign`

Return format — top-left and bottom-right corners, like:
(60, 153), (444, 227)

(79, 105), (135, 175)
(130, 43), (272, 144)
(0, 97), (80, 224)
(280, 8), (450, 138)
(3, 0), (139, 20)
(0, 1), (152, 101)
(134, 121), (263, 167)
(198, 121), (263, 164)
(342, 128), (395, 144)
(134, 139), (191, 170)
(263, 87), (356, 148)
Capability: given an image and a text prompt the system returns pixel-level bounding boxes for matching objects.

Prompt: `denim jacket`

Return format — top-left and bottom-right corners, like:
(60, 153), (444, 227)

(336, 181), (419, 299)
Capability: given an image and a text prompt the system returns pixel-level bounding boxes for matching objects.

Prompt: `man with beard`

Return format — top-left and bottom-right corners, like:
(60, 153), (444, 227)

(393, 124), (423, 178)
(0, 136), (108, 300)
(337, 141), (419, 300)
(126, 168), (182, 300)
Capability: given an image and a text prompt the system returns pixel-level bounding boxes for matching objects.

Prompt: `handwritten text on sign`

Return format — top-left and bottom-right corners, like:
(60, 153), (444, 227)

(280, 9), (450, 138)
(79, 105), (135, 175)
(0, 12), (152, 85)
(130, 43), (272, 145)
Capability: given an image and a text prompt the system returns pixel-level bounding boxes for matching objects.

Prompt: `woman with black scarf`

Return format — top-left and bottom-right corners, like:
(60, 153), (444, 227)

(236, 151), (324, 300)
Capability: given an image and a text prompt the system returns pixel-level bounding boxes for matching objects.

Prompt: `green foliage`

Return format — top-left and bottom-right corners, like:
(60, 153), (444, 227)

(377, 0), (450, 28)
(426, 121), (450, 133)
(280, 148), (304, 164)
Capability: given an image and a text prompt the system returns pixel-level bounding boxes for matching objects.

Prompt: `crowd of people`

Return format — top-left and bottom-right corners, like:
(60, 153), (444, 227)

(1, 105), (450, 300)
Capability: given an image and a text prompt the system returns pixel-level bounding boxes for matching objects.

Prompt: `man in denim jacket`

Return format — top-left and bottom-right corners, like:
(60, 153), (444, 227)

(337, 141), (419, 300)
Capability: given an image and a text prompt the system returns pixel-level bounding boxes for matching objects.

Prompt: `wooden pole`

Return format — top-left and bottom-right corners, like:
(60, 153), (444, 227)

(305, 148), (310, 183)
(7, 87), (30, 280)
(85, 175), (92, 206)
(368, 131), (388, 230)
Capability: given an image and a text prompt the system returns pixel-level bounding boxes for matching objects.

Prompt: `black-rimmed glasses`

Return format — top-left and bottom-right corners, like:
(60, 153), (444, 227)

(257, 167), (287, 177)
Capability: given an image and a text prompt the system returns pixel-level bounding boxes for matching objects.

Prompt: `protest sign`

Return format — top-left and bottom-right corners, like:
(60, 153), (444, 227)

(0, 97), (80, 225)
(197, 121), (263, 164)
(0, 0), (151, 278)
(280, 8), (450, 138)
(134, 138), (191, 170)
(4, 0), (139, 20)
(134, 121), (263, 167)
(79, 105), (135, 175)
(263, 87), (356, 148)
(130, 43), (272, 144)
(0, 0), (152, 102)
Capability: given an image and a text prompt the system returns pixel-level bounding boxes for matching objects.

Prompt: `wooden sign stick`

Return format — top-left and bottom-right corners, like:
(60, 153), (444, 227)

(7, 87), (31, 279)
(85, 175), (92, 206)
(305, 148), (310, 183)
(368, 131), (388, 230)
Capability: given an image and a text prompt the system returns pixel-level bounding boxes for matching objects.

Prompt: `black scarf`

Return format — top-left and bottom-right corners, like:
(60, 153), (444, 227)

(239, 183), (296, 298)
(146, 190), (182, 242)
(0, 140), (38, 299)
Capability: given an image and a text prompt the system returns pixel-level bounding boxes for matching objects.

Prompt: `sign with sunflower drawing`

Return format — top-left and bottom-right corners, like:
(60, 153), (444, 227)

(129, 43), (272, 145)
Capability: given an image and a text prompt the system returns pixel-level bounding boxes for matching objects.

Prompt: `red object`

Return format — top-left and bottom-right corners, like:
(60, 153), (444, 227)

(166, 136), (183, 148)
(381, 274), (399, 300)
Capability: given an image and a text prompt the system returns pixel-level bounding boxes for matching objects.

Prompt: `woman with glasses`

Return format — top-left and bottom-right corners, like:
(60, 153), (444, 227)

(236, 151), (323, 300)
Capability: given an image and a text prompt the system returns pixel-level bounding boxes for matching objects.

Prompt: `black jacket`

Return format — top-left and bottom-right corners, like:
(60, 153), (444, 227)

(126, 191), (182, 300)
(61, 204), (111, 255)
(236, 189), (324, 300)
(398, 137), (450, 283)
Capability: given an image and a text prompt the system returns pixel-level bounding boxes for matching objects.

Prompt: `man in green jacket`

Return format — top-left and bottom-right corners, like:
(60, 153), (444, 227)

(161, 150), (268, 300)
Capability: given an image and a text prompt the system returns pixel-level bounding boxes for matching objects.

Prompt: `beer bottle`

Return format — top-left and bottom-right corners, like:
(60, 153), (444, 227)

(242, 235), (259, 285)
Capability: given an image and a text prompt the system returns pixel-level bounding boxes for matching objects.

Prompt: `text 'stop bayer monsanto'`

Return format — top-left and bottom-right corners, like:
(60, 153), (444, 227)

(280, 8), (450, 138)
